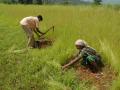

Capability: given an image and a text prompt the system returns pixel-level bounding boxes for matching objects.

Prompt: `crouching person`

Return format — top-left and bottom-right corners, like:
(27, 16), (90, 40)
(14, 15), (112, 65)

(62, 39), (104, 73)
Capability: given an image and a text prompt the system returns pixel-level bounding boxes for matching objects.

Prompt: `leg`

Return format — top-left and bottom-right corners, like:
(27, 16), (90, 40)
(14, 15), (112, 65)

(22, 25), (35, 48)
(28, 34), (35, 48)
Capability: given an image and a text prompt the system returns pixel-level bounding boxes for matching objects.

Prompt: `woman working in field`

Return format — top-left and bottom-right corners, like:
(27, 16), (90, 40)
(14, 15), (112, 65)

(62, 39), (104, 73)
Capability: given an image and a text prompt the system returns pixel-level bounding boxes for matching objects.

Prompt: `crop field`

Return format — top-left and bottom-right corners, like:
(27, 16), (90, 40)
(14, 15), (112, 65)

(0, 4), (120, 90)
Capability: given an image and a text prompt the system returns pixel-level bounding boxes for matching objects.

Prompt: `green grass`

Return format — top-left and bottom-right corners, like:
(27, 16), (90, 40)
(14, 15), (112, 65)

(0, 4), (120, 90)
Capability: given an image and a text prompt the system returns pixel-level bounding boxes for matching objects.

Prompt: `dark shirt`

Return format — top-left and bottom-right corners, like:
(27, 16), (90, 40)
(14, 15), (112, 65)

(77, 46), (97, 64)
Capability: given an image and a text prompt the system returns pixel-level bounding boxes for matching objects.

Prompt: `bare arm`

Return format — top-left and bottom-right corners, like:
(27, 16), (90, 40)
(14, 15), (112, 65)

(62, 55), (82, 69)
(33, 29), (40, 37)
(36, 28), (45, 35)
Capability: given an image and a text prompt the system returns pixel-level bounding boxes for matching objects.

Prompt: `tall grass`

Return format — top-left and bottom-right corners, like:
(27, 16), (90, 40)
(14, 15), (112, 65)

(0, 4), (120, 90)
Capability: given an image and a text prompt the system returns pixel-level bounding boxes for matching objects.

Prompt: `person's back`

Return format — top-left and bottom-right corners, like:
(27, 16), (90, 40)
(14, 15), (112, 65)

(81, 46), (96, 56)
(20, 16), (39, 30)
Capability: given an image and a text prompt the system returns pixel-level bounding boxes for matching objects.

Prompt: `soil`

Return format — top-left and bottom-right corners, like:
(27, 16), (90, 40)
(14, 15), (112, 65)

(35, 38), (53, 48)
(63, 58), (118, 90)
(75, 64), (118, 90)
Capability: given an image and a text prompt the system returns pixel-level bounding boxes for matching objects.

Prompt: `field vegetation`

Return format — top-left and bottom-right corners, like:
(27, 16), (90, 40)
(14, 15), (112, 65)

(0, 4), (120, 90)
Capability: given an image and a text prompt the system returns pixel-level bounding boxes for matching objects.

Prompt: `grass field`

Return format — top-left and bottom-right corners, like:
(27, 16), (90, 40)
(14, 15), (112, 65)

(0, 4), (120, 90)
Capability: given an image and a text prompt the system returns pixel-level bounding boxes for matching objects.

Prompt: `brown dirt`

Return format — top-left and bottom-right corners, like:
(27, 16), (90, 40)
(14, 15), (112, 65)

(62, 55), (118, 90)
(74, 64), (118, 90)
(35, 38), (54, 48)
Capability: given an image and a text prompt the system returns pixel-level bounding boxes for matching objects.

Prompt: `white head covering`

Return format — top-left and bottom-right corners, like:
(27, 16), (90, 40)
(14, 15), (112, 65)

(75, 39), (87, 47)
